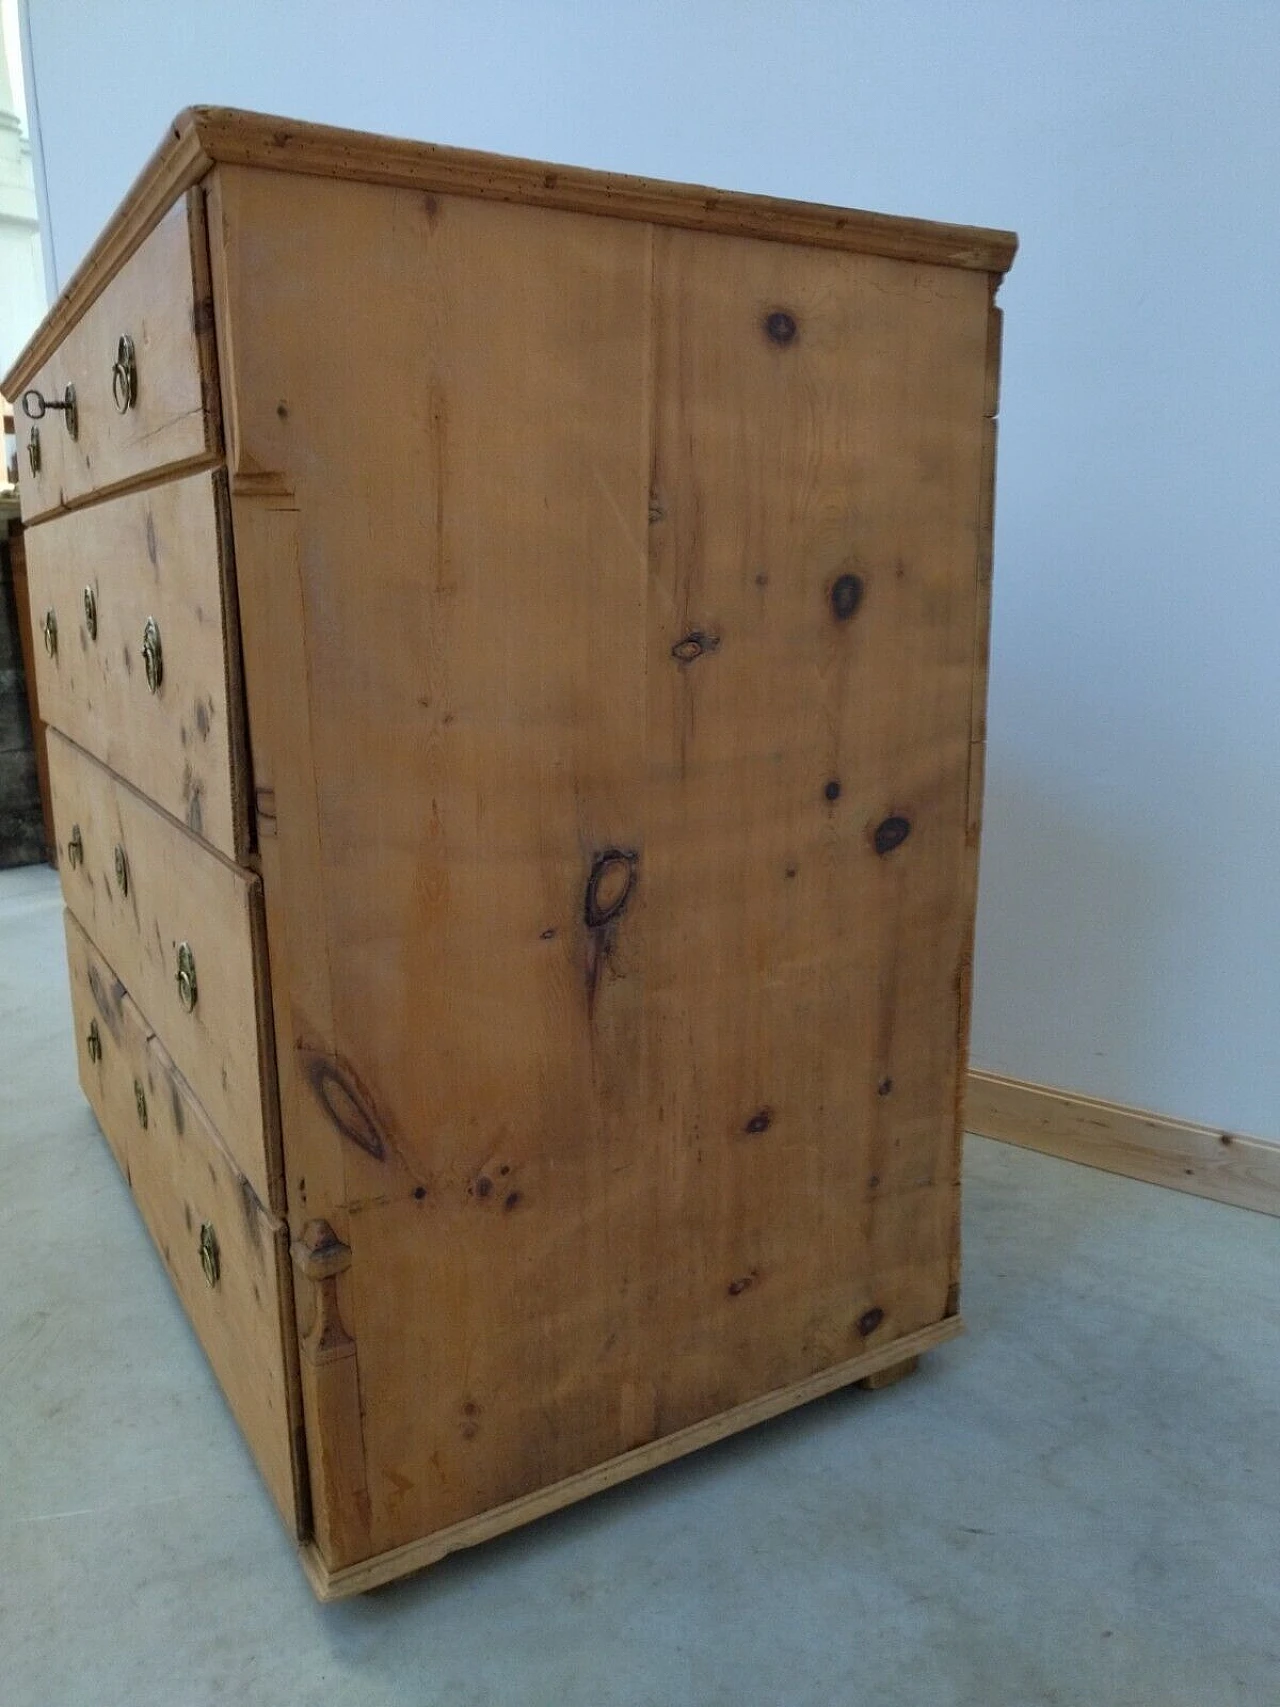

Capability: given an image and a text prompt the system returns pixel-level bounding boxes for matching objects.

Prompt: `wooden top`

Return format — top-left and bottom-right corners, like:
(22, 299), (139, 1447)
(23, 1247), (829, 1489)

(4, 106), (1017, 397)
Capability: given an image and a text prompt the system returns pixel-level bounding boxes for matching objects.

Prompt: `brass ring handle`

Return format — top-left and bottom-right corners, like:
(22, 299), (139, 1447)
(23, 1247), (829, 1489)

(112, 335), (137, 413)
(114, 843), (129, 896)
(41, 608), (57, 657)
(27, 425), (41, 474)
(176, 942), (198, 1012)
(199, 1223), (221, 1289)
(142, 617), (163, 694)
(86, 1020), (102, 1064)
(83, 586), (97, 641)
(21, 384), (78, 439)
(66, 824), (83, 868)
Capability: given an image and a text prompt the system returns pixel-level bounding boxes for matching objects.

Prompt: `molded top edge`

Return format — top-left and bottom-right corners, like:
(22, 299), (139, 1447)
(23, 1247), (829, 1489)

(4, 105), (1017, 396)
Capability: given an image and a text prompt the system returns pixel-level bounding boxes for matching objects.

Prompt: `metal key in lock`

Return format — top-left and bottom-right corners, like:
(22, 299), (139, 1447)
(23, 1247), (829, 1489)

(21, 385), (78, 441)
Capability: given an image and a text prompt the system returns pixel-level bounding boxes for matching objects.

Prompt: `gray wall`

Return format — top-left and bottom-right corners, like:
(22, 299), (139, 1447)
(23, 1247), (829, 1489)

(21, 0), (1280, 1138)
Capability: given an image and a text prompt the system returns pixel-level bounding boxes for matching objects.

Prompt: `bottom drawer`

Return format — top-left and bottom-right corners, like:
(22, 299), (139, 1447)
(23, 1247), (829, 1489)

(64, 909), (306, 1536)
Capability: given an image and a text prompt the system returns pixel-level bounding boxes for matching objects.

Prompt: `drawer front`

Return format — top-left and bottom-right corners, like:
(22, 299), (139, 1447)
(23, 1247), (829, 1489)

(18, 191), (220, 524)
(65, 921), (135, 1178)
(63, 910), (303, 1535)
(24, 469), (249, 860)
(49, 729), (280, 1208)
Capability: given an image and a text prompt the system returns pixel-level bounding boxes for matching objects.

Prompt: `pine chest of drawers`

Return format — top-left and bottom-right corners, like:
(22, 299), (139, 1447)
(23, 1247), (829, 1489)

(5, 109), (1015, 1598)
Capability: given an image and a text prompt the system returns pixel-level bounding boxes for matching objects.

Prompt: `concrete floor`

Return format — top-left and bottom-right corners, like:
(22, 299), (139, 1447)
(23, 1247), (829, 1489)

(2, 864), (1277, 1707)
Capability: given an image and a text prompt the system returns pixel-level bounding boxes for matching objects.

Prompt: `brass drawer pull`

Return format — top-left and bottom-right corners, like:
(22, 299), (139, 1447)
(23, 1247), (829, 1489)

(27, 425), (40, 474)
(176, 942), (198, 1012)
(41, 608), (57, 657)
(199, 1223), (221, 1289)
(134, 1078), (148, 1128)
(86, 1020), (102, 1063)
(142, 617), (163, 693)
(112, 335), (138, 413)
(114, 843), (129, 896)
(83, 586), (97, 641)
(21, 384), (78, 440)
(66, 823), (84, 868)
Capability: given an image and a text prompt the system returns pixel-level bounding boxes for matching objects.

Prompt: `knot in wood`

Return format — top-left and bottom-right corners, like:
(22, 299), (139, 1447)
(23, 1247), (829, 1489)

(873, 816), (912, 856)
(584, 850), (637, 929)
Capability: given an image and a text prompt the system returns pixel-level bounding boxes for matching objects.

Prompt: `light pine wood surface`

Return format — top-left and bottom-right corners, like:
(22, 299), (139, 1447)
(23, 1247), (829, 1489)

(12, 113), (1013, 1595)
(47, 730), (279, 1206)
(64, 910), (305, 1531)
(302, 1315), (963, 1600)
(966, 1070), (1280, 1218)
(211, 163), (996, 1565)
(2, 109), (1016, 400)
(22, 470), (249, 859)
(17, 192), (220, 525)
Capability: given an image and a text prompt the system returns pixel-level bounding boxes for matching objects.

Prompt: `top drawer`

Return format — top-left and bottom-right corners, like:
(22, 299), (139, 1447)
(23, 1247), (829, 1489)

(17, 190), (221, 524)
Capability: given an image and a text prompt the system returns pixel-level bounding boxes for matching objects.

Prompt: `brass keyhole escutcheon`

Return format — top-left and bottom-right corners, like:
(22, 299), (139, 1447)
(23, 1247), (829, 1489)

(112, 334), (137, 413)
(27, 425), (41, 474)
(176, 942), (198, 1012)
(142, 617), (163, 693)
(114, 843), (129, 896)
(199, 1223), (221, 1289)
(66, 824), (83, 868)
(83, 586), (98, 641)
(42, 608), (57, 657)
(134, 1078), (148, 1129)
(86, 1020), (102, 1064)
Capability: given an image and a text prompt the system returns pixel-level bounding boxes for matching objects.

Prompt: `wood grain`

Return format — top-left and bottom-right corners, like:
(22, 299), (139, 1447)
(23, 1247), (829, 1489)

(966, 1070), (1280, 1218)
(64, 905), (136, 1176)
(21, 470), (250, 859)
(3, 108), (1015, 397)
(63, 910), (305, 1531)
(190, 106), (1016, 271)
(212, 164), (996, 1568)
(2, 124), (210, 399)
(18, 122), (1010, 1593)
(301, 1315), (962, 1600)
(216, 479), (374, 1565)
(17, 191), (220, 524)
(47, 730), (280, 1207)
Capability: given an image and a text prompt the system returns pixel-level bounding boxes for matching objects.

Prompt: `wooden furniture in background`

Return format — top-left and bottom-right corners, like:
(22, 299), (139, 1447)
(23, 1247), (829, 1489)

(1, 516), (52, 864)
(3, 108), (1014, 1597)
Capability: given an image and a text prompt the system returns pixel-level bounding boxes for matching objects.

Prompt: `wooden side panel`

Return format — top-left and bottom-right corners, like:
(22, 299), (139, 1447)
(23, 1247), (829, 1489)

(62, 910), (304, 1532)
(18, 190), (220, 524)
(637, 230), (991, 1406)
(47, 730), (279, 1206)
(213, 164), (993, 1569)
(22, 471), (249, 859)
(217, 486), (373, 1566)
(304, 1314), (964, 1599)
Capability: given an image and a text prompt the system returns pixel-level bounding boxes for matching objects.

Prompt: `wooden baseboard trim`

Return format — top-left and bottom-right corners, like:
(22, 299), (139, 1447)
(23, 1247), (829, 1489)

(966, 1069), (1280, 1218)
(301, 1315), (963, 1600)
